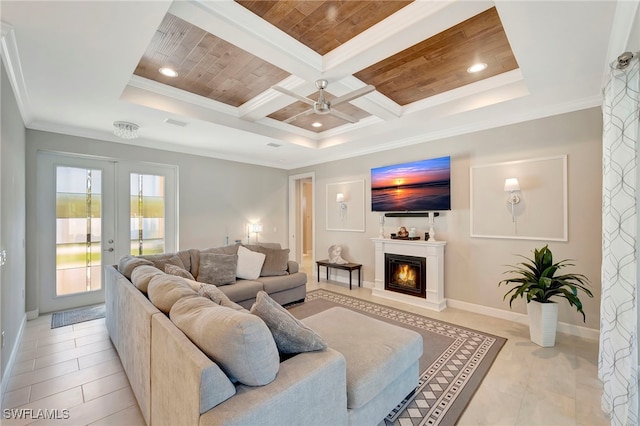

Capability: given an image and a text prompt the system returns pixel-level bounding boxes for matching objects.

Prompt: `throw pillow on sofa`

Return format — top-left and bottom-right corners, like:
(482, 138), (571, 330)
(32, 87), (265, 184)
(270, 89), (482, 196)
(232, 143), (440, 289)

(198, 253), (237, 286)
(165, 264), (196, 281)
(250, 291), (327, 355)
(170, 296), (279, 386)
(147, 274), (198, 314)
(183, 279), (246, 311)
(236, 246), (266, 280)
(257, 246), (290, 277)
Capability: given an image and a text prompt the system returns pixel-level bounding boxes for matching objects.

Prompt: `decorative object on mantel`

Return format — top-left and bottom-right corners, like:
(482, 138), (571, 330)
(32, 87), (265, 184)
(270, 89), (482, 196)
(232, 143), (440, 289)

(328, 244), (348, 264)
(397, 226), (409, 237)
(498, 245), (593, 347)
(427, 211), (437, 241)
(378, 214), (385, 238)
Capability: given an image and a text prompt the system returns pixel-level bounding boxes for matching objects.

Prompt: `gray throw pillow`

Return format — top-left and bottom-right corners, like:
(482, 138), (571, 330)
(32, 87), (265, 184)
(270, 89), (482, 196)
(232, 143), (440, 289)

(165, 264), (195, 281)
(170, 296), (279, 386)
(257, 247), (290, 276)
(150, 254), (186, 272)
(198, 253), (237, 286)
(250, 291), (327, 355)
(197, 283), (246, 312)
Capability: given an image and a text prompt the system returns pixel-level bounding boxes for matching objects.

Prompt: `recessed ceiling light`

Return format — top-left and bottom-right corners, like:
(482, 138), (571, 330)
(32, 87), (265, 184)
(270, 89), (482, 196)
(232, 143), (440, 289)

(159, 67), (178, 78)
(467, 63), (487, 73)
(312, 122), (323, 128)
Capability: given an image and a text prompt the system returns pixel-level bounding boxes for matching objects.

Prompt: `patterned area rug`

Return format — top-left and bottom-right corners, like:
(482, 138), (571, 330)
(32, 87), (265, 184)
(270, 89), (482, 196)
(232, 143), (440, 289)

(51, 304), (106, 329)
(288, 290), (506, 426)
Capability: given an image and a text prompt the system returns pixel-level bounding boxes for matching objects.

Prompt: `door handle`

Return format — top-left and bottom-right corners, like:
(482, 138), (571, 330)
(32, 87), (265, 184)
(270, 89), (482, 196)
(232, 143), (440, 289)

(103, 248), (114, 252)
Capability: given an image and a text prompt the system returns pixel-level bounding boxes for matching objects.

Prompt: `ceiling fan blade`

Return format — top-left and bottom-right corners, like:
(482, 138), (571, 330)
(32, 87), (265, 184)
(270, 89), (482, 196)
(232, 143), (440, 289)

(271, 86), (315, 106)
(331, 85), (375, 106)
(329, 108), (359, 123)
(284, 108), (314, 124)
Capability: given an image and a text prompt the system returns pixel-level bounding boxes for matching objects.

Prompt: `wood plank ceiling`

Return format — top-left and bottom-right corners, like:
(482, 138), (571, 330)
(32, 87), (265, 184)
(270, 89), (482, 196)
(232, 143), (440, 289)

(134, 2), (518, 133)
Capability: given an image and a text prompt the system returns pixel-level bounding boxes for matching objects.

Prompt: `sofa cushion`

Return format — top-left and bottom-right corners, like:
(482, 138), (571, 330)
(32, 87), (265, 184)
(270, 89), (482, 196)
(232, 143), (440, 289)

(257, 246), (290, 277)
(147, 275), (197, 314)
(118, 255), (154, 280)
(217, 280), (264, 303)
(165, 264), (195, 281)
(303, 307), (423, 409)
(258, 273), (307, 294)
(250, 291), (326, 355)
(130, 264), (164, 293)
(236, 246), (266, 280)
(198, 253), (237, 286)
(170, 296), (279, 386)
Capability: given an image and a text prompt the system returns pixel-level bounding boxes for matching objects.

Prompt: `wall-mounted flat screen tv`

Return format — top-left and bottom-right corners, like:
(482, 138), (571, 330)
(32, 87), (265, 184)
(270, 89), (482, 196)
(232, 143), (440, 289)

(371, 156), (451, 212)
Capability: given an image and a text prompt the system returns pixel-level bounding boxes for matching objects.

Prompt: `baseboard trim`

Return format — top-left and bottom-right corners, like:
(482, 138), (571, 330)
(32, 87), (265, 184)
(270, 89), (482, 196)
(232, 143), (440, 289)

(26, 309), (39, 321)
(0, 313), (27, 404)
(447, 299), (599, 341)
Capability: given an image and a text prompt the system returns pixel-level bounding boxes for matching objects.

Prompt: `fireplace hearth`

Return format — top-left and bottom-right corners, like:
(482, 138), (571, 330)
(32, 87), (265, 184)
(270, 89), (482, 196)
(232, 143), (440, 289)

(385, 253), (426, 298)
(372, 238), (446, 311)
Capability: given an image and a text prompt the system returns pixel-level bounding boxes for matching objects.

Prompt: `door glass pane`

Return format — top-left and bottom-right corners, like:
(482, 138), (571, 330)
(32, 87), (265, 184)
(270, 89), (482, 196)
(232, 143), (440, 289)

(130, 173), (165, 255)
(56, 166), (102, 296)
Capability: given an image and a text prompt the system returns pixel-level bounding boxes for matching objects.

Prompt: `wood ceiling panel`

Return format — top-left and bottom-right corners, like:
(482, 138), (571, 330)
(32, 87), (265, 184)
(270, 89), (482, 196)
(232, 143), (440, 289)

(354, 7), (518, 106)
(134, 13), (290, 107)
(269, 91), (371, 132)
(236, 1), (413, 55)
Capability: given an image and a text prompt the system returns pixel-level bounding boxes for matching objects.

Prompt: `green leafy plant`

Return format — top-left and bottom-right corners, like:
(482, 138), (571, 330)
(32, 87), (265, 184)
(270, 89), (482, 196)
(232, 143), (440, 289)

(499, 245), (593, 322)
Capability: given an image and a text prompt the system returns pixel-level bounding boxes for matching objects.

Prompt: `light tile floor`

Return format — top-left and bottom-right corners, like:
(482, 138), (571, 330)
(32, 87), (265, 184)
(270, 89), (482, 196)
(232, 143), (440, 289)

(2, 278), (609, 426)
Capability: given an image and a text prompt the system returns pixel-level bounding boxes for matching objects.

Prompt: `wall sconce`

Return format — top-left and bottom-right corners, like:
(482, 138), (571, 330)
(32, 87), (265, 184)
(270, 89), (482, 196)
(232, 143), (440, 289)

(336, 193), (347, 219)
(504, 177), (521, 222)
(247, 223), (263, 243)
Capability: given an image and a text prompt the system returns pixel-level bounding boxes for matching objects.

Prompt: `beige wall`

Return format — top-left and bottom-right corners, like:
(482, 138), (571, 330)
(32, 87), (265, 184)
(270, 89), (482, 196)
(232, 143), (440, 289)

(25, 131), (289, 314)
(1, 59), (27, 383)
(292, 108), (603, 330)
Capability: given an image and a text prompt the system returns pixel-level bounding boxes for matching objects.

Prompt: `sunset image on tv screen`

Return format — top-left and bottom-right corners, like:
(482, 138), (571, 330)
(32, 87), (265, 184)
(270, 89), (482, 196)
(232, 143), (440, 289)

(371, 156), (451, 211)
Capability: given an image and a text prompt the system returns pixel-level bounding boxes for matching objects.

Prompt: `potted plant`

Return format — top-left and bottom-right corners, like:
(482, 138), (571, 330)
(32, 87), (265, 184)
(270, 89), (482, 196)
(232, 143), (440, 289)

(499, 245), (593, 347)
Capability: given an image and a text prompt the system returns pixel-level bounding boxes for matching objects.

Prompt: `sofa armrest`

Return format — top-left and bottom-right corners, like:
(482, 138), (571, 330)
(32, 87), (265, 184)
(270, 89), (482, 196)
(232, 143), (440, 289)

(287, 260), (299, 274)
(201, 348), (348, 426)
(151, 313), (236, 426)
(105, 265), (160, 425)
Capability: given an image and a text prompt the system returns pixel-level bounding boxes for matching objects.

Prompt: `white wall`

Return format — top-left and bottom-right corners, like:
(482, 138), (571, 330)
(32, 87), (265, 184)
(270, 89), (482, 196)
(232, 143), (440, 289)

(25, 131), (289, 314)
(292, 108), (603, 330)
(0, 59), (27, 386)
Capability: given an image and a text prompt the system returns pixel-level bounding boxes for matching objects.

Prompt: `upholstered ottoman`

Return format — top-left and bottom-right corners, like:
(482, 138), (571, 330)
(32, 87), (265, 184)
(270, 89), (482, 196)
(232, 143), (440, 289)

(303, 307), (423, 426)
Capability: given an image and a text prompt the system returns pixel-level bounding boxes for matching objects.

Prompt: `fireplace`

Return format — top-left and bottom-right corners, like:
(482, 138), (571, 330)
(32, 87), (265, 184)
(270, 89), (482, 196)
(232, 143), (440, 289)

(385, 253), (426, 298)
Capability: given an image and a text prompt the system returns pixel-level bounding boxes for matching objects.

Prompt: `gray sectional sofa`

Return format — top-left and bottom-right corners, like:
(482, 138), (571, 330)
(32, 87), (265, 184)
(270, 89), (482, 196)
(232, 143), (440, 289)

(105, 242), (423, 425)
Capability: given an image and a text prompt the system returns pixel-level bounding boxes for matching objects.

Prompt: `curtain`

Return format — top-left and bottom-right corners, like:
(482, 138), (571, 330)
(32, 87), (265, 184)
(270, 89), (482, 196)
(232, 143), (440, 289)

(600, 52), (640, 426)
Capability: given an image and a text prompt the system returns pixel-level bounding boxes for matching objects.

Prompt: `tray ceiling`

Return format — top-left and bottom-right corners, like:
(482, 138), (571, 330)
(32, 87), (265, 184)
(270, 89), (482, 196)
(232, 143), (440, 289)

(0, 1), (621, 168)
(132, 3), (517, 134)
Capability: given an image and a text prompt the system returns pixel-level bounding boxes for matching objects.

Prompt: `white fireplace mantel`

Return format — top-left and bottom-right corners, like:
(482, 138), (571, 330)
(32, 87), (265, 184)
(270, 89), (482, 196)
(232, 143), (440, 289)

(371, 238), (447, 311)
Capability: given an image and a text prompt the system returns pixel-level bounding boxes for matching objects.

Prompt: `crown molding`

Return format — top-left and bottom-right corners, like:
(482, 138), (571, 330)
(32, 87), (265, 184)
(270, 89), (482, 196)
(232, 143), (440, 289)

(0, 22), (33, 124)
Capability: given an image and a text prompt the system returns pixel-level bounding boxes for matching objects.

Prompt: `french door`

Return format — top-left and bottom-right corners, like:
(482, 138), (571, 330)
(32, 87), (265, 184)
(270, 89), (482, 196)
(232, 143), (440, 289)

(37, 152), (177, 313)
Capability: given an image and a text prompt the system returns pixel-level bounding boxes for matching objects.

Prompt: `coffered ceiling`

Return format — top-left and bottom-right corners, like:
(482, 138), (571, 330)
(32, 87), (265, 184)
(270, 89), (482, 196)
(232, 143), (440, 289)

(0, 1), (628, 169)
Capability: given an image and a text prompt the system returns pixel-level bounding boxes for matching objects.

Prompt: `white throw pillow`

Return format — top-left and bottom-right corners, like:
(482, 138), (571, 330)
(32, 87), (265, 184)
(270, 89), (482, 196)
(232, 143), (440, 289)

(236, 245), (266, 280)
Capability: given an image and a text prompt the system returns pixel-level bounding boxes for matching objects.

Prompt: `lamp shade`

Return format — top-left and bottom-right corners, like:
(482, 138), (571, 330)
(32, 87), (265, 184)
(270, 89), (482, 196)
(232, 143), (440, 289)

(249, 223), (262, 233)
(336, 193), (345, 203)
(504, 178), (520, 192)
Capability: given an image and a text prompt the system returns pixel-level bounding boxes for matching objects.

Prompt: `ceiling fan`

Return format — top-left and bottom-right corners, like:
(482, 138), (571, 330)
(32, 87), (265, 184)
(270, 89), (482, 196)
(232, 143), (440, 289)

(272, 79), (375, 124)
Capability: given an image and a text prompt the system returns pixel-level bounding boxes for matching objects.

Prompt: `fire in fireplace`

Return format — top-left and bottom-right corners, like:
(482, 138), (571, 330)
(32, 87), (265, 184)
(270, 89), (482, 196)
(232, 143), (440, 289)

(385, 253), (426, 298)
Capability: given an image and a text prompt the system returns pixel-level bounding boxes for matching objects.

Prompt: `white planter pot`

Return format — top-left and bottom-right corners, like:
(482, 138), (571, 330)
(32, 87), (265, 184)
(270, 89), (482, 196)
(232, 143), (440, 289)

(527, 301), (558, 347)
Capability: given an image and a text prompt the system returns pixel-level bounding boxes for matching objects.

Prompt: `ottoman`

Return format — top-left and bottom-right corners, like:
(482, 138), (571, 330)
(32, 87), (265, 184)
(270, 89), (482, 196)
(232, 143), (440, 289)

(303, 307), (423, 426)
